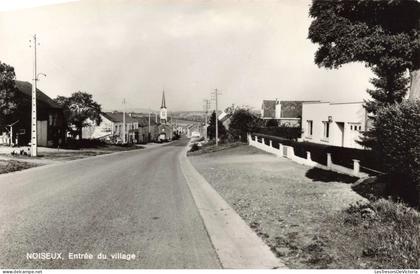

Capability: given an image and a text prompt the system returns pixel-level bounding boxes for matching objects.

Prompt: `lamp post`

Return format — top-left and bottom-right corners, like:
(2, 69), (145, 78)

(30, 34), (47, 157)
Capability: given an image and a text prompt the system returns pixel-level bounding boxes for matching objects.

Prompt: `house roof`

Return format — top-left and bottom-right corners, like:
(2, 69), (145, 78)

(15, 80), (62, 109)
(261, 100), (276, 118)
(279, 101), (304, 118)
(132, 116), (157, 127)
(101, 112), (138, 123)
(262, 100), (276, 110)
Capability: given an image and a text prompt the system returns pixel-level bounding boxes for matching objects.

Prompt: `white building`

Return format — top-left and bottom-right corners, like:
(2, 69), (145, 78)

(301, 102), (368, 149)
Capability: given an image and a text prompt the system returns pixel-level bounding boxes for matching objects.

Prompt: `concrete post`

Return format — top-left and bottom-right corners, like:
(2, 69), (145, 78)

(261, 138), (265, 145)
(254, 135), (258, 142)
(353, 159), (360, 177)
(327, 153), (332, 169)
(269, 140), (273, 147)
(306, 151), (311, 161)
(279, 144), (283, 156)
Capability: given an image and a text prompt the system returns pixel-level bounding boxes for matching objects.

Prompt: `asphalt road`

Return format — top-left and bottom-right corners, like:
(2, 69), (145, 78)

(0, 138), (221, 269)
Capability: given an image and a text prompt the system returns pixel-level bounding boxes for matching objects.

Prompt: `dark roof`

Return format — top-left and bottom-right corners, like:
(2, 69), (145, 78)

(15, 80), (62, 109)
(161, 90), (166, 108)
(261, 100), (276, 118)
(280, 101), (320, 118)
(102, 112), (138, 123)
(132, 116), (157, 127)
(280, 101), (302, 118)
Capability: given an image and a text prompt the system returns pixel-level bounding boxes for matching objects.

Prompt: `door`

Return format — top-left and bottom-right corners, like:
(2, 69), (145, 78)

(37, 120), (48, 147)
(336, 122), (345, 147)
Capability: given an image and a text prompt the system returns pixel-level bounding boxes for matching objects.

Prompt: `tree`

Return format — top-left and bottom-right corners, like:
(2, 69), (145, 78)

(228, 107), (259, 142)
(54, 91), (102, 139)
(308, 0), (420, 99)
(373, 100), (420, 206)
(0, 61), (19, 126)
(207, 111), (226, 141)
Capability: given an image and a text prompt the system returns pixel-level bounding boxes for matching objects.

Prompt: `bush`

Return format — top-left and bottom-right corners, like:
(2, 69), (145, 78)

(189, 143), (199, 152)
(334, 199), (420, 268)
(265, 119), (278, 127)
(63, 138), (106, 149)
(374, 100), (420, 204)
(229, 108), (259, 142)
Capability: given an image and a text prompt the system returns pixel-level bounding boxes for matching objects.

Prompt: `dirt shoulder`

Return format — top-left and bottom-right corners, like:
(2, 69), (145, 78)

(189, 143), (366, 268)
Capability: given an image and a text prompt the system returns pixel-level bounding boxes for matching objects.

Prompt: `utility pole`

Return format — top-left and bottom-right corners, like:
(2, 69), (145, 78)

(148, 108), (151, 133)
(122, 98), (126, 144)
(211, 89), (222, 146)
(203, 99), (210, 141)
(30, 34), (38, 157)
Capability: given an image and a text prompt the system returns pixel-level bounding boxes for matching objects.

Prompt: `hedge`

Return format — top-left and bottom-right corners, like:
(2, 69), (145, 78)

(252, 133), (384, 173)
(255, 126), (301, 140)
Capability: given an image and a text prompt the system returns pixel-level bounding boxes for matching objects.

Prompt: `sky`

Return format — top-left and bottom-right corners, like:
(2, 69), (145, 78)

(0, 0), (374, 112)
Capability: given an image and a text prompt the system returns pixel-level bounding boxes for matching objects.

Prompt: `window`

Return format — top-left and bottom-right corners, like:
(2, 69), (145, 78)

(307, 120), (313, 136)
(323, 121), (330, 139)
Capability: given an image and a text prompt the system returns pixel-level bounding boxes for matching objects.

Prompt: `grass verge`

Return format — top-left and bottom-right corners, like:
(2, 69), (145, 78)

(308, 199), (420, 269)
(0, 160), (39, 174)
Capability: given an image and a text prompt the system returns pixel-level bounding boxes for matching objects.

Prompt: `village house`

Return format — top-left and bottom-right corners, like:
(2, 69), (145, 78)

(261, 99), (319, 127)
(82, 112), (139, 143)
(0, 80), (65, 147)
(130, 115), (158, 143)
(301, 101), (368, 149)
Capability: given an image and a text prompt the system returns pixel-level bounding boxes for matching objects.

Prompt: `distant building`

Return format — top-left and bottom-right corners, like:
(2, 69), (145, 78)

(82, 112), (160, 144)
(82, 112), (139, 143)
(157, 91), (173, 141)
(218, 111), (232, 130)
(131, 115), (158, 143)
(261, 99), (319, 127)
(301, 101), (368, 149)
(0, 80), (65, 147)
(160, 90), (168, 124)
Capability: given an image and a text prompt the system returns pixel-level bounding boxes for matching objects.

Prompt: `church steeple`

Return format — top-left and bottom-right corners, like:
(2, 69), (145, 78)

(161, 90), (166, 109)
(160, 90), (168, 124)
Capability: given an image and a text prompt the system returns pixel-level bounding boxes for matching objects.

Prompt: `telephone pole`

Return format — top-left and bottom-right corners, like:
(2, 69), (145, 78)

(211, 89), (222, 146)
(148, 107), (151, 141)
(122, 98), (126, 144)
(30, 34), (38, 157)
(203, 99), (210, 141)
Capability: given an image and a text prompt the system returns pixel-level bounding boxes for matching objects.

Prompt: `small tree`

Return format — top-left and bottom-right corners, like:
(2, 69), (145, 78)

(229, 108), (259, 142)
(0, 61), (19, 126)
(374, 100), (420, 205)
(360, 65), (410, 148)
(55, 91), (102, 139)
(207, 111), (226, 141)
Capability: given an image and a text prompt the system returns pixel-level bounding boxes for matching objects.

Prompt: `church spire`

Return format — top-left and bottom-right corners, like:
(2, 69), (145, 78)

(161, 90), (166, 109)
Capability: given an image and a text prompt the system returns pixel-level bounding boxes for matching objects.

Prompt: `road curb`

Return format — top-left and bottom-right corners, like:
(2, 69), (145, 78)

(179, 148), (286, 269)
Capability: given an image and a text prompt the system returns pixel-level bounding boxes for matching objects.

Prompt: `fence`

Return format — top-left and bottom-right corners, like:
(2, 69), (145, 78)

(247, 133), (369, 178)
